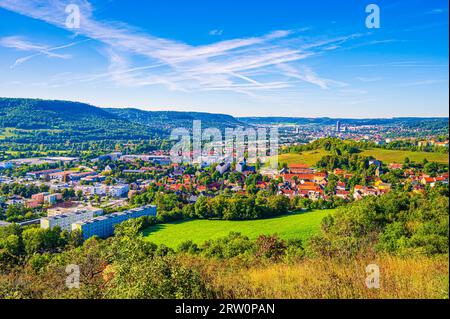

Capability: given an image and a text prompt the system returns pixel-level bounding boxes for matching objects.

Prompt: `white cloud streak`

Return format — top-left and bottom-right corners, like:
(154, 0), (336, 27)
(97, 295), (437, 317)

(0, 0), (361, 94)
(0, 36), (82, 67)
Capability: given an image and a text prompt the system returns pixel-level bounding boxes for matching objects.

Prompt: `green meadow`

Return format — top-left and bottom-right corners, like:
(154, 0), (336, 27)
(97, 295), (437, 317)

(360, 148), (448, 164)
(277, 149), (329, 166)
(276, 148), (448, 167)
(142, 209), (334, 248)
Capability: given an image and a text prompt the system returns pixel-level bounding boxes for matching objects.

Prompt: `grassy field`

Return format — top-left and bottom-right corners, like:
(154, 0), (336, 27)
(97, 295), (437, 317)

(276, 149), (329, 166)
(276, 148), (448, 168)
(361, 148), (449, 164)
(142, 209), (334, 248)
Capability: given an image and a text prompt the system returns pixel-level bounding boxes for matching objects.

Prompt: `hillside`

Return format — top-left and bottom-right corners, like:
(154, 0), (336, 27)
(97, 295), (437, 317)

(0, 98), (246, 144)
(0, 98), (157, 143)
(104, 108), (246, 131)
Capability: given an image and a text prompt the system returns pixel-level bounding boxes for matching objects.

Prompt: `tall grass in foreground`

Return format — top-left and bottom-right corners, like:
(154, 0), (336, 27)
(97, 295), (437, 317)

(193, 255), (449, 299)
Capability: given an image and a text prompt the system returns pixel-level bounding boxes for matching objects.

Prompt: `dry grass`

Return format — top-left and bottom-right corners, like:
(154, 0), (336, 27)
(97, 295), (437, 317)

(195, 255), (449, 299)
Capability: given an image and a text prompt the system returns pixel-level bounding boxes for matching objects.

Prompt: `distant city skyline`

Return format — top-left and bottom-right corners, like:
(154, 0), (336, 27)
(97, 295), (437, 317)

(0, 0), (448, 117)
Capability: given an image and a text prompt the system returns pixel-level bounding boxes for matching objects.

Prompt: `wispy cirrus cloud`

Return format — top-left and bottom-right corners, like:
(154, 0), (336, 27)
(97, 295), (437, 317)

(0, 0), (364, 95)
(354, 61), (448, 68)
(400, 79), (449, 87)
(277, 63), (348, 89)
(426, 8), (448, 15)
(0, 36), (79, 68)
(209, 29), (224, 36)
(356, 76), (383, 82)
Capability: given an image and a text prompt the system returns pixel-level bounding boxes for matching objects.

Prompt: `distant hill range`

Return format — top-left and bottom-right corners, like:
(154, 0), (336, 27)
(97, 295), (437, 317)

(105, 107), (244, 131)
(238, 116), (449, 127)
(0, 97), (447, 144)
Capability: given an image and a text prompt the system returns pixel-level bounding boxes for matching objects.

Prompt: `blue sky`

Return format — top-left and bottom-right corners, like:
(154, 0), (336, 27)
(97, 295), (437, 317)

(0, 0), (448, 117)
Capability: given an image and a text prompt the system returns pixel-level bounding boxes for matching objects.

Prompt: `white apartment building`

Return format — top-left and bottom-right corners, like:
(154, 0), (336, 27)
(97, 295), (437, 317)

(75, 183), (128, 197)
(75, 183), (107, 196)
(41, 206), (103, 231)
(108, 184), (129, 197)
(47, 205), (102, 217)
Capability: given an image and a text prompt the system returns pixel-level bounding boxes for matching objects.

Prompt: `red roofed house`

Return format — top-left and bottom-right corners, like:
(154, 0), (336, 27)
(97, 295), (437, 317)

(389, 163), (403, 170)
(283, 173), (315, 183)
(336, 182), (346, 191)
(314, 172), (327, 182)
(288, 164), (313, 174)
(335, 189), (350, 199)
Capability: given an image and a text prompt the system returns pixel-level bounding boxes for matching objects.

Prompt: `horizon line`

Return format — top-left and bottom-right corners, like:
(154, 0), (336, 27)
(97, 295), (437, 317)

(1, 96), (449, 120)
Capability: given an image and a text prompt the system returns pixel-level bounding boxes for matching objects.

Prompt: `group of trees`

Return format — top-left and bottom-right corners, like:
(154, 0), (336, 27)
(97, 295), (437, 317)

(152, 192), (291, 222)
(178, 232), (303, 261)
(192, 192), (290, 220)
(380, 139), (449, 153)
(308, 185), (449, 258)
(1, 204), (38, 223)
(0, 183), (49, 198)
(130, 188), (293, 223)
(282, 138), (368, 155)
(0, 224), (83, 270)
(315, 153), (377, 174)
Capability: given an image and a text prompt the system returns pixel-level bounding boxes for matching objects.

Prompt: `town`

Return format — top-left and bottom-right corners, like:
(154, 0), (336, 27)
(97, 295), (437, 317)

(0, 129), (448, 242)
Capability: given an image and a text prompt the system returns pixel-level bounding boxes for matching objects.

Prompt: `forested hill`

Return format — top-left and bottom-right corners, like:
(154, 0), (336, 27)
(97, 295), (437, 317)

(104, 108), (245, 131)
(0, 98), (158, 143)
(0, 98), (245, 144)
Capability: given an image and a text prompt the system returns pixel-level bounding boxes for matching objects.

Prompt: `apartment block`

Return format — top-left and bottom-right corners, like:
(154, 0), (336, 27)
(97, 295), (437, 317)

(72, 205), (156, 240)
(44, 193), (62, 204)
(47, 205), (103, 217)
(41, 206), (103, 231)
(108, 184), (129, 197)
(32, 192), (49, 204)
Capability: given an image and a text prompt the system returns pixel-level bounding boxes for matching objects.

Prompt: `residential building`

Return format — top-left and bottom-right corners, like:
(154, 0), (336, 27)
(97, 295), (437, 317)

(236, 159), (246, 173)
(47, 205), (103, 217)
(6, 195), (25, 206)
(288, 164), (313, 174)
(69, 171), (97, 181)
(32, 192), (49, 204)
(41, 207), (103, 231)
(26, 200), (41, 208)
(336, 121), (341, 133)
(44, 193), (62, 204)
(26, 169), (62, 179)
(389, 163), (403, 170)
(108, 184), (129, 197)
(49, 171), (70, 182)
(72, 205), (157, 240)
(216, 162), (230, 175)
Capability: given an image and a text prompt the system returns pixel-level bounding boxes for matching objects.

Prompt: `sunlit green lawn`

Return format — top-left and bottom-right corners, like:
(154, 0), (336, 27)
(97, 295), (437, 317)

(142, 209), (335, 248)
